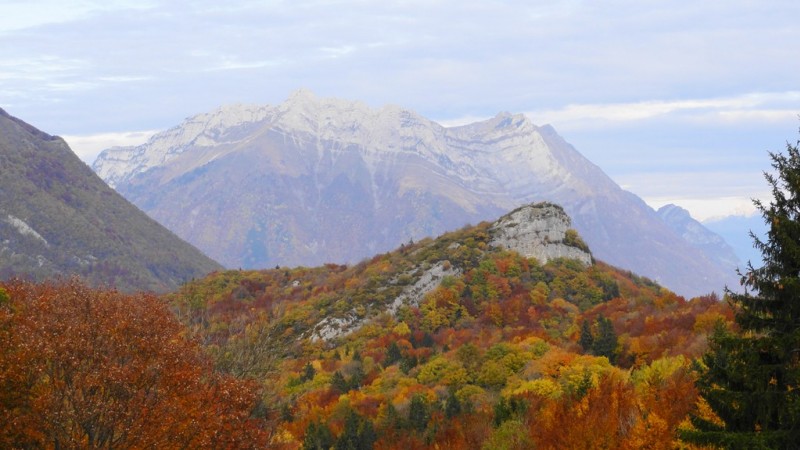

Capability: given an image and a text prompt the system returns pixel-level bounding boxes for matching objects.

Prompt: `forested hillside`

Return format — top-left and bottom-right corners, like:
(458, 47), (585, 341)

(0, 108), (222, 292)
(1, 207), (736, 448)
(162, 219), (732, 448)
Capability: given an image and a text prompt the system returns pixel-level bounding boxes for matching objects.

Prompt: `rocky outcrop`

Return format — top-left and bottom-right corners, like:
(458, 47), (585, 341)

(490, 203), (592, 266)
(310, 261), (462, 342)
(309, 203), (589, 343)
(387, 261), (462, 314)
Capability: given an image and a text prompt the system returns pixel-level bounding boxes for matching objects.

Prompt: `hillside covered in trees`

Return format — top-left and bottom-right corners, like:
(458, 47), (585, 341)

(2, 203), (737, 448)
(0, 108), (222, 292)
(163, 214), (733, 448)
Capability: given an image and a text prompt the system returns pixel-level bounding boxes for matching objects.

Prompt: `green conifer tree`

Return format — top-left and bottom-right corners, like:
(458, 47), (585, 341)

(592, 315), (617, 363)
(408, 394), (430, 432)
(684, 138), (800, 448)
(348, 365), (365, 390)
(303, 420), (334, 450)
(301, 362), (316, 382)
(445, 390), (462, 418)
(579, 320), (594, 352)
(385, 341), (402, 367)
(335, 409), (376, 450)
(331, 371), (349, 393)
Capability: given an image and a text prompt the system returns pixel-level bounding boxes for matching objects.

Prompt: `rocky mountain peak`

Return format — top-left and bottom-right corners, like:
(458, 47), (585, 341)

(657, 204), (692, 222)
(92, 92), (742, 297)
(489, 202), (593, 266)
(492, 111), (530, 129)
(312, 202), (591, 342)
(274, 89), (434, 146)
(284, 87), (317, 104)
(93, 102), (271, 188)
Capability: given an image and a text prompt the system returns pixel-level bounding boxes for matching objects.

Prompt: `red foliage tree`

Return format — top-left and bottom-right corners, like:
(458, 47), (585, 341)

(0, 279), (268, 449)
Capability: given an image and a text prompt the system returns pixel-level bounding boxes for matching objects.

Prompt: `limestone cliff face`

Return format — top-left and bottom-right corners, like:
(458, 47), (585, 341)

(489, 202), (592, 266)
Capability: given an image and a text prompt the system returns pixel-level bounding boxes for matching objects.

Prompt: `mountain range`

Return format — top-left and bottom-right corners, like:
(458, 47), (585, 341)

(0, 108), (222, 292)
(93, 89), (740, 297)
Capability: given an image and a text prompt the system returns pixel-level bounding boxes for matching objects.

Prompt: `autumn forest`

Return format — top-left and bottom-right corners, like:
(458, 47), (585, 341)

(3, 141), (800, 449)
(1, 216), (734, 448)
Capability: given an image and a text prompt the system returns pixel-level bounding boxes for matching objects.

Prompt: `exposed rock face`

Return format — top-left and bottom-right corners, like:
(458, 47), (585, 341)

(310, 261), (462, 342)
(388, 261), (462, 314)
(94, 104), (273, 188)
(490, 203), (592, 266)
(92, 90), (739, 297)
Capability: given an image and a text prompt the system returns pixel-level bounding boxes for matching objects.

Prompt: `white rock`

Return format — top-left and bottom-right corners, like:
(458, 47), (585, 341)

(489, 203), (592, 266)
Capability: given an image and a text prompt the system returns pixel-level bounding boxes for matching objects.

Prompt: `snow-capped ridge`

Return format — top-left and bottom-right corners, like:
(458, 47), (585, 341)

(95, 90), (555, 189)
(93, 103), (272, 187)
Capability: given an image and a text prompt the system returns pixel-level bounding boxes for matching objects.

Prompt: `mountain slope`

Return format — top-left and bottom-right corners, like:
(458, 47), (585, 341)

(93, 90), (738, 297)
(657, 204), (743, 277)
(703, 213), (767, 269)
(0, 108), (222, 292)
(165, 204), (732, 448)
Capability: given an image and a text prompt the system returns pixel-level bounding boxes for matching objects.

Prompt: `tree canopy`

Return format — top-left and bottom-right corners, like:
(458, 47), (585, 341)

(685, 133), (800, 448)
(0, 278), (267, 449)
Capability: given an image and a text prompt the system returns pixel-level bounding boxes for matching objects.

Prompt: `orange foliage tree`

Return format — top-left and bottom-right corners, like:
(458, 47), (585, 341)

(0, 279), (268, 449)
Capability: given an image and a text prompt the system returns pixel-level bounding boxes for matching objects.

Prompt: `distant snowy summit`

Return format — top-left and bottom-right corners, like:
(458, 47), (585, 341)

(94, 103), (273, 188)
(94, 89), (571, 196)
(93, 89), (740, 297)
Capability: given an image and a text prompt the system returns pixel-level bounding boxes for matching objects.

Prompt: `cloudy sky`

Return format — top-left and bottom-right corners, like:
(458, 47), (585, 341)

(2, 0), (799, 222)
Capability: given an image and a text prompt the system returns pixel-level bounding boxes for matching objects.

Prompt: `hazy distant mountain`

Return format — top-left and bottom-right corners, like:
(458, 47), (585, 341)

(0, 108), (222, 292)
(657, 204), (742, 289)
(703, 213), (768, 269)
(93, 90), (739, 297)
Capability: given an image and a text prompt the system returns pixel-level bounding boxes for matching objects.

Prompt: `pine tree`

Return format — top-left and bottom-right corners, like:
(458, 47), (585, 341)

(579, 320), (594, 352)
(348, 366), (365, 390)
(301, 362), (316, 382)
(592, 315), (618, 363)
(385, 341), (402, 367)
(331, 371), (349, 393)
(684, 138), (800, 448)
(399, 355), (418, 374)
(408, 394), (430, 432)
(303, 420), (334, 450)
(445, 390), (462, 418)
(336, 409), (361, 450)
(280, 403), (294, 422)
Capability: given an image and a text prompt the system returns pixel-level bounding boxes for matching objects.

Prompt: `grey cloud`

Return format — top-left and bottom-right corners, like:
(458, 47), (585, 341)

(1, 0), (799, 220)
